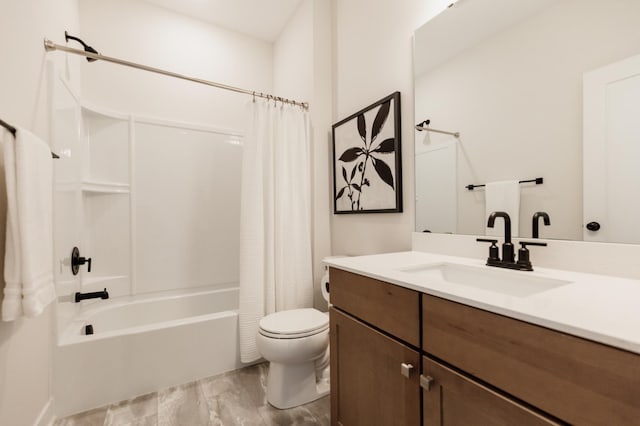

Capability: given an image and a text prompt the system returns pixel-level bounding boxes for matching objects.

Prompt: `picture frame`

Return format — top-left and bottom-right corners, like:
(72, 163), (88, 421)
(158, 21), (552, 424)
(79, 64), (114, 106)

(332, 91), (402, 214)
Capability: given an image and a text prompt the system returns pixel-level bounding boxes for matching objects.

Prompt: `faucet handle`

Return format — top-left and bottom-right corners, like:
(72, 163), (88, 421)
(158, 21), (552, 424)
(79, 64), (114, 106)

(517, 241), (548, 270)
(476, 238), (500, 264)
(477, 238), (498, 243)
(519, 241), (548, 248)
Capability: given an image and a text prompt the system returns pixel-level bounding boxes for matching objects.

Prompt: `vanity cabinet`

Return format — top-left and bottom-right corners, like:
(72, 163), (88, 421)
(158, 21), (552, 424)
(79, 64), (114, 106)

(329, 267), (640, 426)
(330, 309), (420, 425)
(422, 356), (557, 426)
(423, 294), (640, 425)
(330, 268), (421, 425)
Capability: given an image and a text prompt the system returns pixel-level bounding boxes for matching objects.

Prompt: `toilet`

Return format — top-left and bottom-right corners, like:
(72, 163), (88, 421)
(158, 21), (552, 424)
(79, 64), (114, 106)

(256, 271), (332, 409)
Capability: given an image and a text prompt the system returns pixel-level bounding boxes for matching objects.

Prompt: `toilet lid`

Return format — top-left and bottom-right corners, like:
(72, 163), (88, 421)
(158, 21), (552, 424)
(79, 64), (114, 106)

(259, 308), (329, 336)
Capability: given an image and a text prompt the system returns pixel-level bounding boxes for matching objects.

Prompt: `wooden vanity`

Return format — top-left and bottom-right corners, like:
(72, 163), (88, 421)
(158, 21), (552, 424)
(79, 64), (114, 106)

(329, 267), (640, 426)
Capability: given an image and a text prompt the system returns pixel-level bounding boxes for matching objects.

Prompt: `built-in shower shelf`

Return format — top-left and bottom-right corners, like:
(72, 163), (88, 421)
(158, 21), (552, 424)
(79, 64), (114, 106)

(81, 275), (127, 287)
(81, 180), (130, 194)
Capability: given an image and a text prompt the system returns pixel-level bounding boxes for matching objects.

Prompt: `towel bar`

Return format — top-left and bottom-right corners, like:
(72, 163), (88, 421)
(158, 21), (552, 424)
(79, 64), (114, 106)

(466, 177), (543, 191)
(1, 117), (60, 159)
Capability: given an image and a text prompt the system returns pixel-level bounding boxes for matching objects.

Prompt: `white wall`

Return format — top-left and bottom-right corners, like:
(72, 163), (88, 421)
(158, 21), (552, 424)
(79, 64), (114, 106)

(330, 0), (451, 256)
(274, 1), (314, 100)
(0, 1), (81, 424)
(77, 0), (274, 297)
(78, 0), (273, 129)
(273, 0), (334, 310)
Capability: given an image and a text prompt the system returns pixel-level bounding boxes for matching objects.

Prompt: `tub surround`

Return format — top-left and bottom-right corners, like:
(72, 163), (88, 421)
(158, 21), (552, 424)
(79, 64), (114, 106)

(325, 245), (640, 355)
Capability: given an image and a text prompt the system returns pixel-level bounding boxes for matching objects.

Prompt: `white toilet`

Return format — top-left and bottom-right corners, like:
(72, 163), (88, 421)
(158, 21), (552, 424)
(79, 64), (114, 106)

(256, 272), (332, 409)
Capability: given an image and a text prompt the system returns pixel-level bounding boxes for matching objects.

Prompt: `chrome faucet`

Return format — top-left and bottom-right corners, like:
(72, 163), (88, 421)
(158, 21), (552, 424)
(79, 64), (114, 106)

(478, 211), (547, 271)
(532, 212), (550, 238)
(487, 211), (514, 263)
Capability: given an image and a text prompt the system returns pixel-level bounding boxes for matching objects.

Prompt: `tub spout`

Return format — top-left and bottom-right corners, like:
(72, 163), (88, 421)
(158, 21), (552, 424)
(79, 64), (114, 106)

(75, 288), (109, 303)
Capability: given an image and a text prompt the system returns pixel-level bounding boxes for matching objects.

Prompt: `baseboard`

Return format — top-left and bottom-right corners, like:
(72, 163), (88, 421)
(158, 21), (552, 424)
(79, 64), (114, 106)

(33, 397), (55, 426)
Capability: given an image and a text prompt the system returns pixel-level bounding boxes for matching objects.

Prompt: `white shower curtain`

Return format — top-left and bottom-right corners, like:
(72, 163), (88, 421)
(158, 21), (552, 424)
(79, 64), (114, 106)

(238, 100), (313, 363)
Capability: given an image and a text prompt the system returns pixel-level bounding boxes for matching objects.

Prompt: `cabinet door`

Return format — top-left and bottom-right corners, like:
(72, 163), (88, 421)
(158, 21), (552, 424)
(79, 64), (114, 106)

(422, 294), (640, 424)
(422, 357), (560, 426)
(330, 308), (420, 426)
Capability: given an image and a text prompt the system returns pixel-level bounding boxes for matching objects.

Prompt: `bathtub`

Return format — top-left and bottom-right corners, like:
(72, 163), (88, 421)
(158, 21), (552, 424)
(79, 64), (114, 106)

(54, 284), (242, 417)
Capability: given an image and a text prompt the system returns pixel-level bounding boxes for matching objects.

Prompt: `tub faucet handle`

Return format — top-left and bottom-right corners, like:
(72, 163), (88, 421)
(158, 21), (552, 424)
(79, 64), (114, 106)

(71, 247), (92, 275)
(75, 255), (92, 272)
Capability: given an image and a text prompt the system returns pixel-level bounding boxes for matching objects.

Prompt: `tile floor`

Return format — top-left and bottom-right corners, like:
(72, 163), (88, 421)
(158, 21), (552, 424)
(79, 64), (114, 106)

(55, 363), (330, 426)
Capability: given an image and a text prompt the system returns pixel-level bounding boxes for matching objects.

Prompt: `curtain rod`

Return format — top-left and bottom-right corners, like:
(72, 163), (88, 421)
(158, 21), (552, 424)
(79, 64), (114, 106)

(0, 118), (16, 136)
(43, 39), (309, 110)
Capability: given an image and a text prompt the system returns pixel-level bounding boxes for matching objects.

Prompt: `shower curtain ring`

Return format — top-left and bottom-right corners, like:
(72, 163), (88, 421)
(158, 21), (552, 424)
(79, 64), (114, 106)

(252, 91), (255, 103)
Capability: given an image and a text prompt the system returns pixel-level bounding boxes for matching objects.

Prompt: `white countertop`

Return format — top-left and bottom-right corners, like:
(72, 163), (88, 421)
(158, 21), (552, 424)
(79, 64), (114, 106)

(325, 251), (640, 355)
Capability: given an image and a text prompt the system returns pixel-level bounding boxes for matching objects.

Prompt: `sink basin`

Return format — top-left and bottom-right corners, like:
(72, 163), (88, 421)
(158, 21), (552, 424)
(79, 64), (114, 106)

(399, 262), (571, 297)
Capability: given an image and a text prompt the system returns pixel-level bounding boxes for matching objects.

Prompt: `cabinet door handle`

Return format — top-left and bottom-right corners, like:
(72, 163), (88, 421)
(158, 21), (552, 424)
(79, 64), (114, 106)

(420, 375), (435, 391)
(400, 363), (414, 378)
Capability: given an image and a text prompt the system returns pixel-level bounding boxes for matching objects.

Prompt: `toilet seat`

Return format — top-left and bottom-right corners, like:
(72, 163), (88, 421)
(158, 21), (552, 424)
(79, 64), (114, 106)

(259, 308), (329, 339)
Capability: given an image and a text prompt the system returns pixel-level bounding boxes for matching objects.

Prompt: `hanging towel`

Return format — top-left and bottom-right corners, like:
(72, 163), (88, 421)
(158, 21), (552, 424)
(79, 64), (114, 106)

(485, 180), (520, 238)
(1, 127), (56, 321)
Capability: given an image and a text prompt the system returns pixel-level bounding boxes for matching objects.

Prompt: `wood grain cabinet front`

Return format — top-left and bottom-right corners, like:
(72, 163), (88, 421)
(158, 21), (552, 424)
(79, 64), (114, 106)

(329, 267), (420, 347)
(330, 308), (420, 426)
(422, 294), (640, 425)
(329, 267), (640, 426)
(421, 356), (561, 426)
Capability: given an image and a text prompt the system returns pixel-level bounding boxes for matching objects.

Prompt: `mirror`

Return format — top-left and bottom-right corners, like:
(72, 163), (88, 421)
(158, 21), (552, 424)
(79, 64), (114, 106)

(413, 0), (640, 243)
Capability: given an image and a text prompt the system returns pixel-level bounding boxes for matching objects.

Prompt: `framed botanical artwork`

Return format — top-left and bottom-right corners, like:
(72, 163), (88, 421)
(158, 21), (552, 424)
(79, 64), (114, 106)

(332, 91), (402, 214)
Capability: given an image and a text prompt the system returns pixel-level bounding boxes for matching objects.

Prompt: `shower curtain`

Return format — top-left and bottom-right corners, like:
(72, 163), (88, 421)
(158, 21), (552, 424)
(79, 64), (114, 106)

(238, 100), (313, 363)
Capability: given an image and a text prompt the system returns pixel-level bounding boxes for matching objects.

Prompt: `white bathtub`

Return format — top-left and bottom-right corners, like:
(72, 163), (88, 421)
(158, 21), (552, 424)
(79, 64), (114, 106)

(54, 284), (242, 417)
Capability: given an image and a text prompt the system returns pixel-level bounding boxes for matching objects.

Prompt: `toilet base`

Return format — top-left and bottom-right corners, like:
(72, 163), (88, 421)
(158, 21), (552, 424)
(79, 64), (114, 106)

(266, 362), (330, 409)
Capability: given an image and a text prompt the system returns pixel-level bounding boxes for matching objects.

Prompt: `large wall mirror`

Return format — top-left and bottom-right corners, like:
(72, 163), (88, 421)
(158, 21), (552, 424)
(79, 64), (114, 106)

(413, 0), (640, 243)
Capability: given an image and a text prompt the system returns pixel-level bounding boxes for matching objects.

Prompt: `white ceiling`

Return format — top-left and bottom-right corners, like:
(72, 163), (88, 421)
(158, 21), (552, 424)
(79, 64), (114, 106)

(143, 0), (303, 42)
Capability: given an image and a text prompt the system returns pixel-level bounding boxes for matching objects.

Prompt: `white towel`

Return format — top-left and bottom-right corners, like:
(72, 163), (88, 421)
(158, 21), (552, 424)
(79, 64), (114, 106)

(485, 180), (520, 238)
(1, 127), (56, 321)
